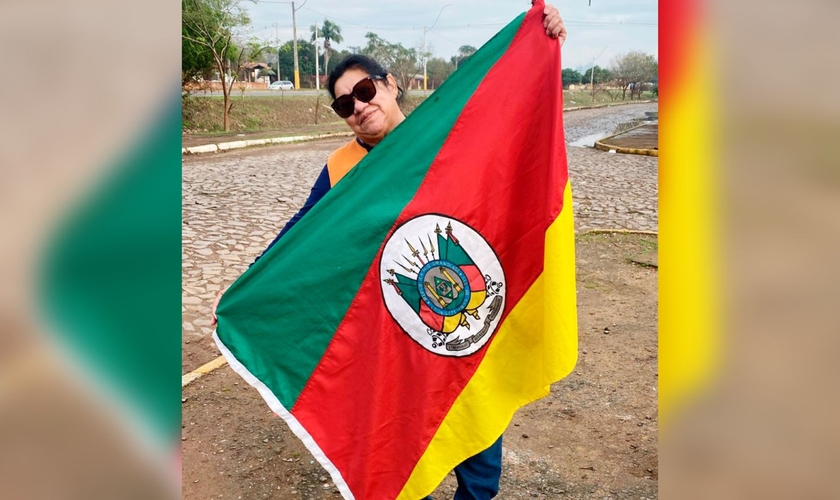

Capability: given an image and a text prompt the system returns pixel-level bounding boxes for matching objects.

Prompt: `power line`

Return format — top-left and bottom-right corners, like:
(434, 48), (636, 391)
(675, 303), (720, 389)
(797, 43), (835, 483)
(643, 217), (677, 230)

(326, 21), (655, 32)
(285, 5), (657, 30)
(429, 29), (458, 45)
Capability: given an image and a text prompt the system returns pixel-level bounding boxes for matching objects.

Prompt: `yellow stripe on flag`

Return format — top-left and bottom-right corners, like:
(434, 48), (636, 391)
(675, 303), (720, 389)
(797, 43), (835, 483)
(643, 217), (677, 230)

(399, 182), (578, 499)
(659, 40), (719, 426)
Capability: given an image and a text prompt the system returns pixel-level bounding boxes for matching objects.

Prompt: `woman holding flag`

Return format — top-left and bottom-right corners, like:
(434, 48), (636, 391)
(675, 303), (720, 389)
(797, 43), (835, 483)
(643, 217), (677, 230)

(212, 3), (568, 499)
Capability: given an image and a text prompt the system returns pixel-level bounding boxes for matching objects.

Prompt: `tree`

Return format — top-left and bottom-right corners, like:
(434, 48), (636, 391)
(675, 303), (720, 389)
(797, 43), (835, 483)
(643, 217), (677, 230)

(182, 0), (255, 131)
(278, 39), (317, 85)
(236, 39), (275, 81)
(582, 65), (611, 85)
(182, 24), (217, 89)
(561, 68), (582, 88)
(361, 32), (417, 91)
(311, 20), (344, 79)
(581, 65), (612, 102)
(329, 48), (353, 75)
(450, 45), (477, 69)
(425, 57), (455, 88)
(610, 51), (657, 99)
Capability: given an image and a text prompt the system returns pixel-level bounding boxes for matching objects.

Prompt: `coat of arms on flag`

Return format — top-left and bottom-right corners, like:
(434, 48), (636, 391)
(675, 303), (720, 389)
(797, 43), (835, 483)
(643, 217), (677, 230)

(380, 215), (506, 356)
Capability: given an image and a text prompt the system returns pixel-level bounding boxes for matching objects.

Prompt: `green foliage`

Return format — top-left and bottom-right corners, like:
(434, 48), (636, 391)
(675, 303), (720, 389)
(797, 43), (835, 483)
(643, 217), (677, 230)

(425, 58), (455, 89)
(361, 32), (417, 91)
(310, 19), (343, 48)
(610, 50), (658, 99)
(182, 0), (256, 130)
(309, 20), (344, 82)
(182, 0), (253, 62)
(582, 65), (612, 85)
(561, 68), (583, 88)
(182, 95), (428, 133)
(277, 39), (318, 86)
(328, 49), (353, 75)
(182, 26), (216, 86)
(450, 45), (477, 68)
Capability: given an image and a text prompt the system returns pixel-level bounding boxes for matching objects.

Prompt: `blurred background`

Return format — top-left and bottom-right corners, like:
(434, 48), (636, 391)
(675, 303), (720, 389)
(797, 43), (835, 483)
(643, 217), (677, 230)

(0, 0), (838, 498)
(0, 0), (180, 498)
(660, 0), (840, 498)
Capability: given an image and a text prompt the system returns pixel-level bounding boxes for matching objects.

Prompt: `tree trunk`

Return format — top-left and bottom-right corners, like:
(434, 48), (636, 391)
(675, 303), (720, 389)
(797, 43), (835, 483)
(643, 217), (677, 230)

(223, 91), (231, 131)
(215, 56), (232, 132)
(324, 49), (331, 79)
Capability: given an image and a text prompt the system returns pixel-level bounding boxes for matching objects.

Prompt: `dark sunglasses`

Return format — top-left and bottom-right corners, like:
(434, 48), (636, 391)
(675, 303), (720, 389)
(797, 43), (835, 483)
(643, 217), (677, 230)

(331, 75), (387, 118)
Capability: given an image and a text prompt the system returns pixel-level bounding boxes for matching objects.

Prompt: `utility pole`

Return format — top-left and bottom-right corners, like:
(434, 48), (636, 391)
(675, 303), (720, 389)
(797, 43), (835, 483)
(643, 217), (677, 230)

(275, 23), (280, 80)
(314, 25), (320, 91)
(590, 46), (608, 102)
(291, 2), (300, 90)
(423, 4), (451, 92)
(422, 27), (426, 91)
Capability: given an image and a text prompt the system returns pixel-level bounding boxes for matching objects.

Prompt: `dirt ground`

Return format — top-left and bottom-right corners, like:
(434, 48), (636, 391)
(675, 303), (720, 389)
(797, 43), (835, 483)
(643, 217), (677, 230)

(182, 232), (658, 500)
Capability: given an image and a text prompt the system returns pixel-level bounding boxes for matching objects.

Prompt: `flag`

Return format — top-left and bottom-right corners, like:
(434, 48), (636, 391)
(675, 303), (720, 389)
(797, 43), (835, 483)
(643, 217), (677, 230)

(215, 1), (577, 498)
(659, 0), (718, 424)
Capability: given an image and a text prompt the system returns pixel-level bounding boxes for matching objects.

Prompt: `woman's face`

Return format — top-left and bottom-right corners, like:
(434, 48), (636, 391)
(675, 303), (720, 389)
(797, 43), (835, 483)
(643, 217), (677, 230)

(333, 68), (404, 145)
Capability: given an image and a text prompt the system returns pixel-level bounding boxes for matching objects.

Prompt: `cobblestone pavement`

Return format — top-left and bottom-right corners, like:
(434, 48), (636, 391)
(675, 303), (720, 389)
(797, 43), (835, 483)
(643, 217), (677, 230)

(563, 103), (658, 233)
(182, 103), (658, 371)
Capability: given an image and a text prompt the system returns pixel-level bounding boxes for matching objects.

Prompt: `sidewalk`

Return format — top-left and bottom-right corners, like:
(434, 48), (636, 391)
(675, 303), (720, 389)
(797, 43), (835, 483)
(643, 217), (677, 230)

(181, 130), (354, 155)
(182, 123), (353, 155)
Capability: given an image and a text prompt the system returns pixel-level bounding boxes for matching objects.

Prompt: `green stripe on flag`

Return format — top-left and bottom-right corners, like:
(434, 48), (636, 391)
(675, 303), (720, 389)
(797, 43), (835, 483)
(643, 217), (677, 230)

(437, 233), (473, 266)
(217, 13), (526, 409)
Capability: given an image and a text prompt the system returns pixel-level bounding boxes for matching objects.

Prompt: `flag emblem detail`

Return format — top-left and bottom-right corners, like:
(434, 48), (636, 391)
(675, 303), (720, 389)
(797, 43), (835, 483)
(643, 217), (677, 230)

(380, 215), (506, 356)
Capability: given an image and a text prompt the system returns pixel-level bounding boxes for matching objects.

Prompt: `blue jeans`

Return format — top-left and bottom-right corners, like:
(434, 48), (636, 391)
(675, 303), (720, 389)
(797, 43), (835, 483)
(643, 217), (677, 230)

(424, 435), (503, 500)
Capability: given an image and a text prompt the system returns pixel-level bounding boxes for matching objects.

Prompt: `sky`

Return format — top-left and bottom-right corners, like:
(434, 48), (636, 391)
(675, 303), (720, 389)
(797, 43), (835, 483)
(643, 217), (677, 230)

(242, 0), (657, 72)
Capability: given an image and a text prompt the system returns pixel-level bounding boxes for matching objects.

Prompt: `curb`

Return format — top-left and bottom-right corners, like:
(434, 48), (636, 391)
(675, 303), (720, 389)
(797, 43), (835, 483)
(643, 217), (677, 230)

(593, 122), (658, 157)
(182, 355), (227, 388)
(564, 99), (655, 112)
(182, 131), (354, 155)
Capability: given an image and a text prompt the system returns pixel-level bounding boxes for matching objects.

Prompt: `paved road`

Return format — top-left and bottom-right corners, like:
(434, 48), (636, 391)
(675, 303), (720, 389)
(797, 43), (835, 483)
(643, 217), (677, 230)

(182, 102), (658, 371)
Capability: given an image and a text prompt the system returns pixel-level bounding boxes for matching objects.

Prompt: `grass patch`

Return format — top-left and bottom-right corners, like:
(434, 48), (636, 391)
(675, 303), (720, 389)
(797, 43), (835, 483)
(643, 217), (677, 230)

(565, 90), (657, 107)
(182, 90), (656, 135)
(583, 280), (608, 290)
(577, 232), (658, 270)
(182, 94), (426, 135)
(637, 237), (658, 252)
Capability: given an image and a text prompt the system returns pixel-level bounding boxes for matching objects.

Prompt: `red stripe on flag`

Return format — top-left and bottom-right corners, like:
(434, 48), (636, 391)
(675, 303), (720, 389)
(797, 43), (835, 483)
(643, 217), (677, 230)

(290, 8), (567, 499)
(660, 0), (700, 94)
(461, 264), (486, 292)
(419, 302), (444, 331)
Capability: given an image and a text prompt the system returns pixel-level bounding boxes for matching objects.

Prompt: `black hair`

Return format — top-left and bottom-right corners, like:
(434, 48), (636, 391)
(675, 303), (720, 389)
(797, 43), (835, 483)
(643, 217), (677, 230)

(327, 54), (405, 103)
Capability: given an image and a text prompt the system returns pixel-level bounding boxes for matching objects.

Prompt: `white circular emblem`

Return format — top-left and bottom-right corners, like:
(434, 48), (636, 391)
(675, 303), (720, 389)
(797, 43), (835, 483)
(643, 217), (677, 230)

(380, 214), (506, 356)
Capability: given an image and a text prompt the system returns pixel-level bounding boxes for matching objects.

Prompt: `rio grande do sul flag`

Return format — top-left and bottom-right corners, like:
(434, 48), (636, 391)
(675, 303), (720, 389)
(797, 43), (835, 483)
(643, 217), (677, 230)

(214, 1), (577, 498)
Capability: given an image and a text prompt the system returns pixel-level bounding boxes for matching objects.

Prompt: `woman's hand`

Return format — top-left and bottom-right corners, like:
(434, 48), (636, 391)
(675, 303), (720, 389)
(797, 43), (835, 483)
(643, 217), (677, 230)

(210, 288), (225, 326)
(543, 4), (568, 46)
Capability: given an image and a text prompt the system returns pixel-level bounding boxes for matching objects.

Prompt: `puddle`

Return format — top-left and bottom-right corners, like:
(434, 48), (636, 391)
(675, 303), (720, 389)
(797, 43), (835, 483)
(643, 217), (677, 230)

(568, 132), (611, 148)
(569, 118), (658, 148)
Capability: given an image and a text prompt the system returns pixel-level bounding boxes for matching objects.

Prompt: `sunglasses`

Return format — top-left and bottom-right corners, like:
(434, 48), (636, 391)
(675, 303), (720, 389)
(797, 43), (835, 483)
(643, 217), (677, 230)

(331, 75), (387, 118)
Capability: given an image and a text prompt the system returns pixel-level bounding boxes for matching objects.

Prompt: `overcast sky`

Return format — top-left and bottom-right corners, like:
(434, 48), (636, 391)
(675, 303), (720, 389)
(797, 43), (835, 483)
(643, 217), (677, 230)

(243, 0), (657, 71)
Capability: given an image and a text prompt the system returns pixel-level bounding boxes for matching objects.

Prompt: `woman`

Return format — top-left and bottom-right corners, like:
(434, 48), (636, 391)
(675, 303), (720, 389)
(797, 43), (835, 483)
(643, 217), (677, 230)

(213, 5), (567, 498)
